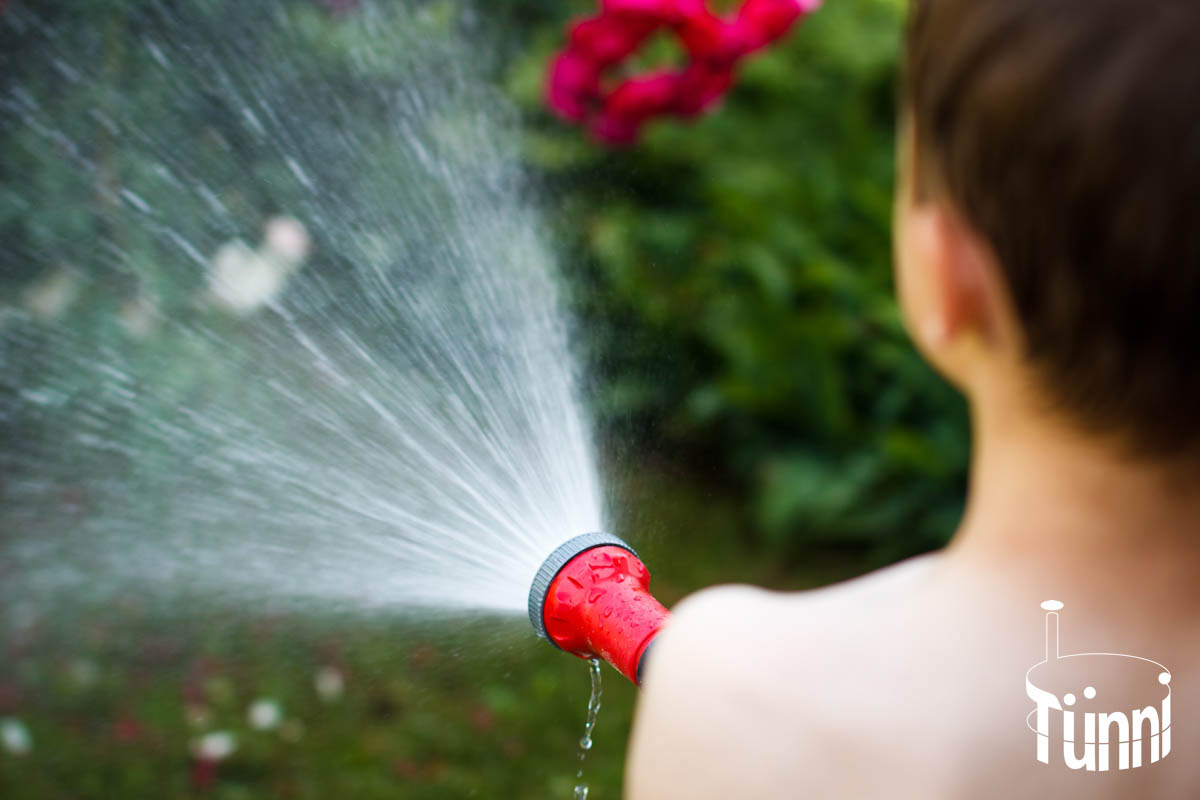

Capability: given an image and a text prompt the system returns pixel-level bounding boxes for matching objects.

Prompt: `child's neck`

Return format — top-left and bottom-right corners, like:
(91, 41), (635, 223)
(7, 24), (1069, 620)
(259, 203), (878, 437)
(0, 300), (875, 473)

(948, 397), (1200, 568)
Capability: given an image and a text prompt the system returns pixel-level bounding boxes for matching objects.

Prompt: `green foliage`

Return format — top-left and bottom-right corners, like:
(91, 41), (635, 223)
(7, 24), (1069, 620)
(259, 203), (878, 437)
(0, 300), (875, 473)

(500, 0), (967, 560)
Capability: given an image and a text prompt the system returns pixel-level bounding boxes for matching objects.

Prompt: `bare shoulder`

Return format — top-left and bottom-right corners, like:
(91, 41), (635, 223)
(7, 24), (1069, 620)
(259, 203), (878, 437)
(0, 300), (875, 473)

(625, 554), (939, 800)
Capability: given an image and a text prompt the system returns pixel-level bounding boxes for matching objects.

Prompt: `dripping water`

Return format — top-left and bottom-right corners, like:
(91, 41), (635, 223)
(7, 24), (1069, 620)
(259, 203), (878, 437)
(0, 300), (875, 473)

(573, 657), (603, 799)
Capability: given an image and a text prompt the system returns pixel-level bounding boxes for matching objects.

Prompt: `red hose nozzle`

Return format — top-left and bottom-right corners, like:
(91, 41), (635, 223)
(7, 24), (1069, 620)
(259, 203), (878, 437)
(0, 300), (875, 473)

(528, 533), (669, 685)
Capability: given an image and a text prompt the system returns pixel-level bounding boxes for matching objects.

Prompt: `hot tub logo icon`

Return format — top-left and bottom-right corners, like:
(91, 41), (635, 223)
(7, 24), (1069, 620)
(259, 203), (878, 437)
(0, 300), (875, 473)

(1026, 600), (1172, 771)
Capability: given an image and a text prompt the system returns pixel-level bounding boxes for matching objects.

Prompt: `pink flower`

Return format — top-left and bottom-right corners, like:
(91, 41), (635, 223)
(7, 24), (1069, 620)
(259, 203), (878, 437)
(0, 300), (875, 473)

(677, 7), (742, 63)
(593, 72), (689, 144)
(606, 72), (681, 120)
(602, 0), (686, 23)
(735, 0), (811, 53)
(547, 51), (601, 122)
(590, 113), (644, 146)
(569, 15), (657, 66)
(547, 0), (819, 144)
(672, 64), (734, 117)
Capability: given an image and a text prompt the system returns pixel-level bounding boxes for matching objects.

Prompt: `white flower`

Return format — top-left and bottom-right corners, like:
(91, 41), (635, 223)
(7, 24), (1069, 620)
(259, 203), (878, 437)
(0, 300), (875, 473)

(206, 216), (311, 317)
(314, 666), (344, 702)
(247, 699), (282, 731)
(207, 241), (285, 316)
(191, 730), (236, 762)
(23, 268), (81, 321)
(262, 216), (311, 265)
(1, 718), (32, 756)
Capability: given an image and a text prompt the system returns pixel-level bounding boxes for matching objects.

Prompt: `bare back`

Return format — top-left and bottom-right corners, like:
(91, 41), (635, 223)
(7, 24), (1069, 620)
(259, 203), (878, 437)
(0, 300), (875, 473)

(627, 551), (1200, 799)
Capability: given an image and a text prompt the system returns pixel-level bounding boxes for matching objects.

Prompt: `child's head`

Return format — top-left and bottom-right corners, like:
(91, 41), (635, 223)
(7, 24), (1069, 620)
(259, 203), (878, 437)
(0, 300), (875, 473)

(893, 0), (1200, 456)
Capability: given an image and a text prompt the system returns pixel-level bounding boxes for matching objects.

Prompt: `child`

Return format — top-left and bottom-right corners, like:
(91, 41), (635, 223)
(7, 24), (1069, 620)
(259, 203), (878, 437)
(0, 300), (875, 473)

(626, 1), (1200, 797)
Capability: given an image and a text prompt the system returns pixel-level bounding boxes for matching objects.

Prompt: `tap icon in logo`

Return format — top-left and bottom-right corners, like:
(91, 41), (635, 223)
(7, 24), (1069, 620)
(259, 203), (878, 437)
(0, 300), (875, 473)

(1026, 600), (1172, 771)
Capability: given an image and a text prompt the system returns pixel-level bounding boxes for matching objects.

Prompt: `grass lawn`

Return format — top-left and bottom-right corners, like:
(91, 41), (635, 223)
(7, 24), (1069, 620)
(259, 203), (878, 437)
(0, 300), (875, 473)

(0, 461), (874, 799)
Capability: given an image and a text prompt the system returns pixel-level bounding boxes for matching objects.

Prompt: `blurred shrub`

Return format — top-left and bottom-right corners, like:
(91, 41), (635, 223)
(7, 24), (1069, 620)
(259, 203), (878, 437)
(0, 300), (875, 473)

(497, 0), (968, 561)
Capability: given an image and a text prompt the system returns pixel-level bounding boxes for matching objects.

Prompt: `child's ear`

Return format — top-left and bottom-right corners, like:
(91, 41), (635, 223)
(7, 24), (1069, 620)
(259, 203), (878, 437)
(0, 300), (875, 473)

(927, 205), (994, 348)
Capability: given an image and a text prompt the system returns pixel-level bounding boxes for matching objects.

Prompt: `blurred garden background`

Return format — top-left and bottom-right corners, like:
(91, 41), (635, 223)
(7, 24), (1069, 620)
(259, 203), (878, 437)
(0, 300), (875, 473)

(0, 0), (968, 797)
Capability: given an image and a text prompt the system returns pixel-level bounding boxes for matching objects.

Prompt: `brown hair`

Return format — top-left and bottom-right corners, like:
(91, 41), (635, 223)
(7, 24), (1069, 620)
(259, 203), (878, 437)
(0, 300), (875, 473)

(903, 0), (1200, 454)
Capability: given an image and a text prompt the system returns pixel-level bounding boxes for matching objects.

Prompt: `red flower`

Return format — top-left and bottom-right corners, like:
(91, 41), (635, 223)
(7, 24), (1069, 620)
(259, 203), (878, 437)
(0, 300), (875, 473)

(673, 63), (735, 116)
(602, 0), (686, 23)
(589, 114), (644, 147)
(546, 0), (819, 145)
(569, 15), (657, 66)
(677, 7), (741, 63)
(735, 0), (810, 53)
(607, 72), (680, 119)
(548, 52), (601, 122)
(591, 72), (681, 144)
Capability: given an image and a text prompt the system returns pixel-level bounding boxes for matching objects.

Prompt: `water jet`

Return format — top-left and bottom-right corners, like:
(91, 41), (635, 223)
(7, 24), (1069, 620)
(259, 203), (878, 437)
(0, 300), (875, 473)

(0, 2), (662, 791)
(0, 1), (608, 621)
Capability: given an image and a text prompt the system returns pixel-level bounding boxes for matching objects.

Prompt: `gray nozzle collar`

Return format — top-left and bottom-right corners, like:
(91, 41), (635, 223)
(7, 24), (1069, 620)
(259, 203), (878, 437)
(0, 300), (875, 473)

(528, 532), (637, 645)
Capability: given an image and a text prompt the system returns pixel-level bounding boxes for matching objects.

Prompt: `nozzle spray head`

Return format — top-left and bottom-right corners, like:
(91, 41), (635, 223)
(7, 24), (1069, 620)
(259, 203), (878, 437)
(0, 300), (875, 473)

(528, 533), (669, 685)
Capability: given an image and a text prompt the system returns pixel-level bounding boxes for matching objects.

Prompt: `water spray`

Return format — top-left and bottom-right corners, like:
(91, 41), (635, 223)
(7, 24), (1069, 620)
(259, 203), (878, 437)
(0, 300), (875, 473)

(528, 533), (670, 685)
